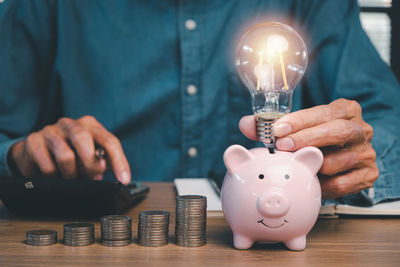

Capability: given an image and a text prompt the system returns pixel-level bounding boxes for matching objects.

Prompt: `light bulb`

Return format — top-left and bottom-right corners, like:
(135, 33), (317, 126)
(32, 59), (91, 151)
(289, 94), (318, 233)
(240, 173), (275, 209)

(235, 22), (308, 150)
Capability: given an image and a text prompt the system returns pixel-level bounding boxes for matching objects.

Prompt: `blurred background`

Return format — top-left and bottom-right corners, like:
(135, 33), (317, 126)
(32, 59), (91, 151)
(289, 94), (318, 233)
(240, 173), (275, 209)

(358, 0), (400, 81)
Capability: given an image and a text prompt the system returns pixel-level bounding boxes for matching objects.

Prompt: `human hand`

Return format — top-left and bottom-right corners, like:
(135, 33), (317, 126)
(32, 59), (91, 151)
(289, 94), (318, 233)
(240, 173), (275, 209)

(9, 116), (131, 185)
(239, 98), (378, 199)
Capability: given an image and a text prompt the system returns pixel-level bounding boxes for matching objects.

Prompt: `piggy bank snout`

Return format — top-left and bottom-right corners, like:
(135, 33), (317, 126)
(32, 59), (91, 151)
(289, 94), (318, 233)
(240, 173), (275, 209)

(257, 190), (290, 218)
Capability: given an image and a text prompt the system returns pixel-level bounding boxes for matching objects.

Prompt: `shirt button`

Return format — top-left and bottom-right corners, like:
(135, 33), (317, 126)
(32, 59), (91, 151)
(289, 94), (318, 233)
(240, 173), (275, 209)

(187, 84), (197, 95)
(188, 147), (198, 158)
(368, 188), (375, 199)
(185, 19), (197, 30)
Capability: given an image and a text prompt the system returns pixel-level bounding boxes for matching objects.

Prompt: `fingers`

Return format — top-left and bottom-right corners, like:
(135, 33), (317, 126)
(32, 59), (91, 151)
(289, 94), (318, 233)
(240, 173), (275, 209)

(238, 100), (370, 148)
(10, 116), (128, 183)
(57, 118), (105, 178)
(320, 164), (379, 199)
(275, 118), (367, 151)
(42, 126), (78, 179)
(79, 116), (131, 185)
(273, 98), (362, 137)
(93, 159), (107, 181)
(9, 141), (34, 177)
(239, 115), (258, 141)
(319, 144), (376, 176)
(24, 133), (57, 178)
(93, 130), (130, 184)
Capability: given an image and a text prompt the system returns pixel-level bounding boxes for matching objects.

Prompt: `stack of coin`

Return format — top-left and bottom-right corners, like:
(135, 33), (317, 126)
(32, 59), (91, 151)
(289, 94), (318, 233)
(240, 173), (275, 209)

(63, 222), (95, 246)
(26, 230), (57, 246)
(100, 215), (132, 246)
(137, 210), (170, 247)
(175, 195), (207, 247)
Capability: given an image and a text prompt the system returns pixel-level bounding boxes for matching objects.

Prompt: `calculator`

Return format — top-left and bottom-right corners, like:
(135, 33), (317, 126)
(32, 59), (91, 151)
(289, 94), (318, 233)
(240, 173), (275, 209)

(0, 176), (149, 218)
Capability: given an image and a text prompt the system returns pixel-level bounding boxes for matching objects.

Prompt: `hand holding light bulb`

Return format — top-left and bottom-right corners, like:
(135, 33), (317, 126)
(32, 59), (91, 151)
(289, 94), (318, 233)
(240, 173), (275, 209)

(236, 23), (378, 199)
(235, 22), (307, 150)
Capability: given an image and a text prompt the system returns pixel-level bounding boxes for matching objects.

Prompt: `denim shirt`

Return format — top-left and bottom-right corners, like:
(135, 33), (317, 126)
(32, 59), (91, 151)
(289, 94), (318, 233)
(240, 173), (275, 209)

(0, 0), (399, 205)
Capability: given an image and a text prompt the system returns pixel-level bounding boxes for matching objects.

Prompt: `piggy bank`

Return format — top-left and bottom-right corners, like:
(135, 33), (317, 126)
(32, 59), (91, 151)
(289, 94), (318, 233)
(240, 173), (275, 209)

(221, 145), (323, 251)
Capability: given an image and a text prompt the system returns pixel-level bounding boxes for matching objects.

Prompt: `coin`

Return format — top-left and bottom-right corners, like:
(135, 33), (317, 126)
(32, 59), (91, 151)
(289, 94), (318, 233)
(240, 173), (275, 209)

(26, 230), (57, 246)
(100, 215), (132, 247)
(100, 239), (132, 247)
(63, 222), (94, 246)
(137, 210), (170, 247)
(175, 195), (207, 247)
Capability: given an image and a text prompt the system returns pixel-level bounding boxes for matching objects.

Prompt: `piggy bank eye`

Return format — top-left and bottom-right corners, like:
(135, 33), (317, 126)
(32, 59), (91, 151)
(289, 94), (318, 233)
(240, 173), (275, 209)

(284, 174), (290, 180)
(258, 174), (264, 179)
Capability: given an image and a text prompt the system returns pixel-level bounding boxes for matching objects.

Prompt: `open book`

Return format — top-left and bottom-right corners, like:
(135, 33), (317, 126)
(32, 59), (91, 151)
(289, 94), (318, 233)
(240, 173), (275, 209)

(319, 201), (400, 216)
(174, 178), (400, 217)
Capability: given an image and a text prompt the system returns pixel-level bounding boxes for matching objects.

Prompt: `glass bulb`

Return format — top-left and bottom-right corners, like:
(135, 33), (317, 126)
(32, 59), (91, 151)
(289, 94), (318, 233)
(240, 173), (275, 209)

(235, 22), (308, 149)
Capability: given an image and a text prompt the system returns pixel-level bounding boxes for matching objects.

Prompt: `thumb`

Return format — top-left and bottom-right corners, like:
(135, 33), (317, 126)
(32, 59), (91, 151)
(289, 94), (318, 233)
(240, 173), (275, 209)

(238, 115), (258, 141)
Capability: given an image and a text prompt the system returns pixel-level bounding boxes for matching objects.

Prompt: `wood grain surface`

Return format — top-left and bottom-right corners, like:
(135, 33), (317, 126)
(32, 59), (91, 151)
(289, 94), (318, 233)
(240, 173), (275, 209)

(0, 182), (399, 267)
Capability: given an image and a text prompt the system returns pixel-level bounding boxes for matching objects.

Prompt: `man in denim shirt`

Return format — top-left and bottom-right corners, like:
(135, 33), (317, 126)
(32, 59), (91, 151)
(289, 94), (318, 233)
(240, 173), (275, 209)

(0, 0), (399, 205)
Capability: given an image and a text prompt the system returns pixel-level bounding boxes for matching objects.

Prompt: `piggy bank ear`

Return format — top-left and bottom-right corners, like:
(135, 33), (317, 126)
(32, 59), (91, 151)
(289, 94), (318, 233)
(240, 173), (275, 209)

(223, 145), (255, 174)
(293, 146), (323, 174)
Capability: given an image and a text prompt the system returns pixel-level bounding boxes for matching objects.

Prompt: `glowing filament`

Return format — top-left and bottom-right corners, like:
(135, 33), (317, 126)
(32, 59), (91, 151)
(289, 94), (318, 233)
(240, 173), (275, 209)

(266, 35), (289, 91)
(256, 50), (264, 92)
(279, 51), (288, 90)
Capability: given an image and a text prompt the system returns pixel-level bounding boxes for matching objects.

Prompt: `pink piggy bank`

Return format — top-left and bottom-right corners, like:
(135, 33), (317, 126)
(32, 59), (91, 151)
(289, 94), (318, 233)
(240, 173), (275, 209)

(221, 145), (323, 251)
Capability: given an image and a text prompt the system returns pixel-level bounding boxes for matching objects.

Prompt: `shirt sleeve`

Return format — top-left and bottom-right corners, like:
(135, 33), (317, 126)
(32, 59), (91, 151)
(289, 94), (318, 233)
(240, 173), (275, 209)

(297, 0), (400, 204)
(0, 0), (57, 178)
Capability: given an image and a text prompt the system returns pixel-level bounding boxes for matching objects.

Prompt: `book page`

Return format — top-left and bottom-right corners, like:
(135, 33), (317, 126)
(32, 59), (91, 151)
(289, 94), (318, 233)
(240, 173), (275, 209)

(335, 200), (400, 215)
(174, 178), (400, 216)
(174, 178), (222, 212)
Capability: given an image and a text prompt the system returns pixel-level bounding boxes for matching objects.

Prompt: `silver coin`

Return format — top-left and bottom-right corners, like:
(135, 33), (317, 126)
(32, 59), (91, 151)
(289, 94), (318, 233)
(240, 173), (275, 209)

(140, 210), (170, 216)
(137, 210), (170, 247)
(102, 215), (131, 220)
(62, 222), (94, 247)
(100, 239), (131, 247)
(63, 239), (94, 246)
(174, 195), (207, 247)
(101, 215), (132, 243)
(26, 230), (58, 246)
(64, 222), (94, 229)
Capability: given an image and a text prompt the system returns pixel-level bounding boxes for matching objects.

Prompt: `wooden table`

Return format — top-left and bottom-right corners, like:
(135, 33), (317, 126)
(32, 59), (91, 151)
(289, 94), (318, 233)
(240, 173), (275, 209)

(0, 183), (399, 266)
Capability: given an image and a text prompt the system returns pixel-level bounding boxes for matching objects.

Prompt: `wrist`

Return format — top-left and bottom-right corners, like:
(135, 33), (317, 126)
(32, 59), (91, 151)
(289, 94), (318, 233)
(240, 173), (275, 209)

(0, 137), (25, 179)
(6, 141), (24, 178)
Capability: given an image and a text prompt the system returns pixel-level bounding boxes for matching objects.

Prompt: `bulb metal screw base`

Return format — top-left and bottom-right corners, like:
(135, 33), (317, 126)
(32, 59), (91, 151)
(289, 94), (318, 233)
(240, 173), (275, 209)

(256, 116), (277, 150)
